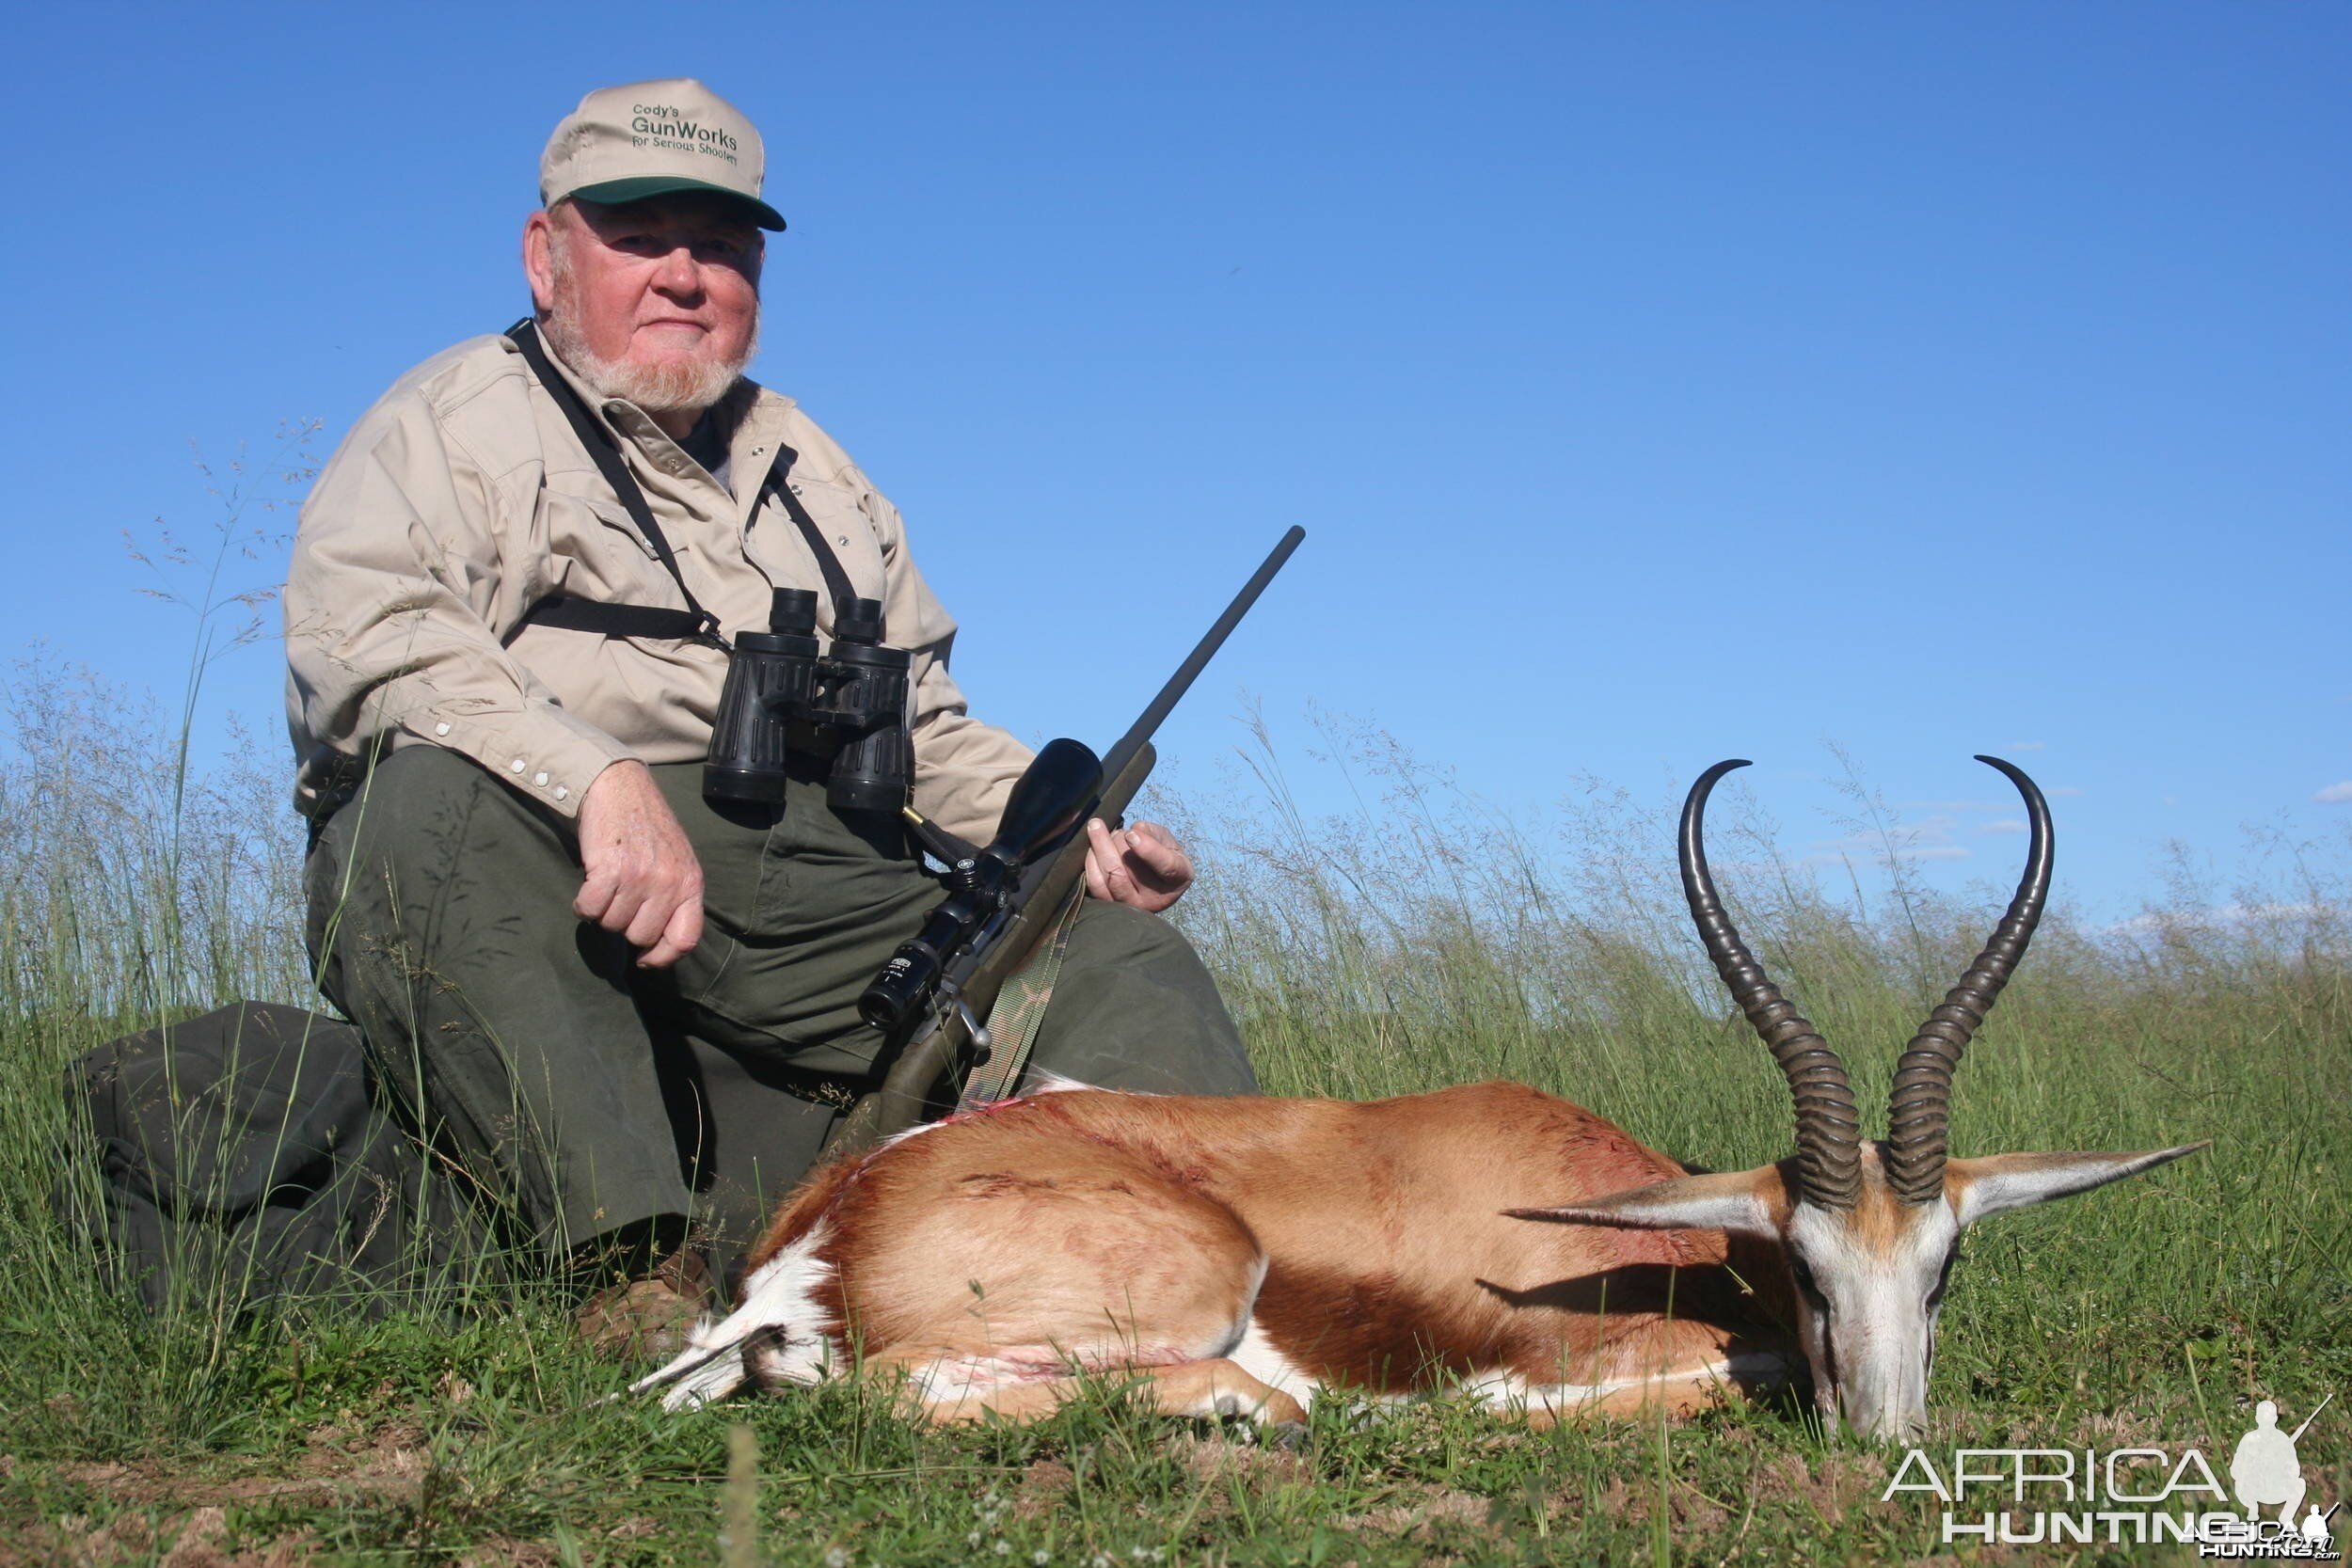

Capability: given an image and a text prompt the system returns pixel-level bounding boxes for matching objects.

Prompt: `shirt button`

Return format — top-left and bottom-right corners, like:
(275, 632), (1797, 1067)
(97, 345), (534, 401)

(510, 758), (527, 773)
(435, 721), (452, 736)
(836, 535), (849, 546)
(553, 785), (569, 802)
(534, 771), (549, 787)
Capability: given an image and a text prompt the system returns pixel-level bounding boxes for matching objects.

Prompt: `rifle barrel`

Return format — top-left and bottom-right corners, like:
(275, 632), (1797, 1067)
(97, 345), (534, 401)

(2288, 1389), (2334, 1443)
(1011, 525), (1304, 911)
(1099, 525), (1305, 790)
(834, 527), (1305, 1157)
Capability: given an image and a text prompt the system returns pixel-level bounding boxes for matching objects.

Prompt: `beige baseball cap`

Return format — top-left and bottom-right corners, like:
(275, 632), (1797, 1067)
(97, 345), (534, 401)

(539, 78), (786, 230)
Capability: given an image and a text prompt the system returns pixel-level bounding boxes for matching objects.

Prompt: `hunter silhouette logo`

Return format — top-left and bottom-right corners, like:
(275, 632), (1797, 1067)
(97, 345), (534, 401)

(1883, 1390), (2339, 1556)
(2216, 1395), (2339, 1560)
(2233, 1399), (2319, 1523)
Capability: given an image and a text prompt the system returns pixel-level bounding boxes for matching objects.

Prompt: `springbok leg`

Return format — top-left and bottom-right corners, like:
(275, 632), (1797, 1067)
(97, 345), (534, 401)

(868, 1353), (1308, 1426)
(1503, 1349), (1803, 1428)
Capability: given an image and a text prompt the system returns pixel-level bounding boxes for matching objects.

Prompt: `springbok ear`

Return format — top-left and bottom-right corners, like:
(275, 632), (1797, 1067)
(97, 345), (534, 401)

(1949, 1143), (2208, 1227)
(1505, 1166), (1785, 1239)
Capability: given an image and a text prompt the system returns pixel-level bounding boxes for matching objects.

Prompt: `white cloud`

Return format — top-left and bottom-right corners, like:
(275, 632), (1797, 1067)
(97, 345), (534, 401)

(2048, 785), (2085, 798)
(2314, 781), (2352, 804)
(1978, 818), (2027, 835)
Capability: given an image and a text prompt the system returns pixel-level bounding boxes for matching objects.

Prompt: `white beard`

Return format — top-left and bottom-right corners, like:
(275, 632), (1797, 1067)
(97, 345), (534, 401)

(543, 243), (758, 417)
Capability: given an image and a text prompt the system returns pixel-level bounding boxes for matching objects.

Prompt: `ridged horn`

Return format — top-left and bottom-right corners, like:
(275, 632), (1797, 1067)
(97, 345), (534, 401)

(1884, 755), (2054, 1205)
(1680, 760), (1863, 1211)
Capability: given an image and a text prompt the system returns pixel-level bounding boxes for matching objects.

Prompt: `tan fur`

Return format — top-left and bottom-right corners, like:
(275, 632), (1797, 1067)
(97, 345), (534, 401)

(1849, 1167), (1923, 1251)
(742, 1083), (1800, 1423)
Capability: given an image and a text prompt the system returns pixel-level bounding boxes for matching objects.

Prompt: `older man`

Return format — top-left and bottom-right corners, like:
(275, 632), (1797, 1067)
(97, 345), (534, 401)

(287, 80), (1252, 1348)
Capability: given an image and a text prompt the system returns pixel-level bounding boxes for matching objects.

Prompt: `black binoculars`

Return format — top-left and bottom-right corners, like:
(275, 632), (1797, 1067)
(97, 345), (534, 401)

(704, 588), (913, 812)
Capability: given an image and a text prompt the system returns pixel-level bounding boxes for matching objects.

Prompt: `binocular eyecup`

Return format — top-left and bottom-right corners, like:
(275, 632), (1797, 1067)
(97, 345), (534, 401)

(705, 588), (913, 812)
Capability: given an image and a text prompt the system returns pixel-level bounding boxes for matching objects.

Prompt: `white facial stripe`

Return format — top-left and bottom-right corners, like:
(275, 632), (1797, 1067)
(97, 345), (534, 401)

(1788, 1200), (1959, 1440)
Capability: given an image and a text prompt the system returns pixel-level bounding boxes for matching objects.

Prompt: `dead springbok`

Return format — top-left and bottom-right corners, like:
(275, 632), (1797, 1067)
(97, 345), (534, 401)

(635, 756), (2201, 1441)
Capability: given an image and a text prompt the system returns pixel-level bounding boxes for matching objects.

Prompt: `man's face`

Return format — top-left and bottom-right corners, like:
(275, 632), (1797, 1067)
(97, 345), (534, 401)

(523, 192), (763, 415)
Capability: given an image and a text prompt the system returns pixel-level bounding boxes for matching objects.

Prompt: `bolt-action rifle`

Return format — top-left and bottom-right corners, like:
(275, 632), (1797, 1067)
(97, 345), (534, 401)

(827, 526), (1305, 1156)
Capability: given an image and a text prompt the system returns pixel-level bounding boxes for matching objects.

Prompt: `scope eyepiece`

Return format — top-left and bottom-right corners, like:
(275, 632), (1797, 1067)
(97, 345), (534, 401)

(859, 902), (970, 1031)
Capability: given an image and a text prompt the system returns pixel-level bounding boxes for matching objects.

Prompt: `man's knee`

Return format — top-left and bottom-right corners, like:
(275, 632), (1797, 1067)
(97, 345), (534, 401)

(1027, 902), (1256, 1097)
(1073, 898), (1190, 960)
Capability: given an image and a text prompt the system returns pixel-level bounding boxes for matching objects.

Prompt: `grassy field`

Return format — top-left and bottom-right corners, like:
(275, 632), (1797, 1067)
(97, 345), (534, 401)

(0, 684), (2345, 1565)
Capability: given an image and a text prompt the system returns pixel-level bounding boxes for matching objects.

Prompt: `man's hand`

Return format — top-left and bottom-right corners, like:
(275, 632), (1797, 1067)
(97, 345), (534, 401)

(1083, 818), (1195, 912)
(575, 760), (705, 968)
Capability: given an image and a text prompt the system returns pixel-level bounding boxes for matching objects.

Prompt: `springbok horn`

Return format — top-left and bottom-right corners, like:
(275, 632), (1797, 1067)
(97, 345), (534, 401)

(1884, 755), (2054, 1205)
(1680, 760), (1863, 1210)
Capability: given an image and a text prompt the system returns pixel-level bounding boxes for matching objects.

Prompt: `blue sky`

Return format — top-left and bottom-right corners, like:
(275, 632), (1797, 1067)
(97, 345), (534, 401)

(5, 2), (2344, 919)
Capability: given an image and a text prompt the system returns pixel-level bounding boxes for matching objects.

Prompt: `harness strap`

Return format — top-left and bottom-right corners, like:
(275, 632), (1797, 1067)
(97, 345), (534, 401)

(758, 457), (862, 627)
(504, 319), (872, 646)
(505, 319), (724, 647)
(515, 597), (712, 641)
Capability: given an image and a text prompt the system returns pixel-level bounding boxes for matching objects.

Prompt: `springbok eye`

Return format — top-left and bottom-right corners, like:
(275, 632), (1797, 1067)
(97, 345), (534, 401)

(1788, 1253), (1828, 1309)
(1925, 1247), (1959, 1311)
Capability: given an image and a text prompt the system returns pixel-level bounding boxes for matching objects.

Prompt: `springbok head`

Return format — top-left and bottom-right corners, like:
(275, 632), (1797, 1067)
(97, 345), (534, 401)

(1517, 756), (2203, 1442)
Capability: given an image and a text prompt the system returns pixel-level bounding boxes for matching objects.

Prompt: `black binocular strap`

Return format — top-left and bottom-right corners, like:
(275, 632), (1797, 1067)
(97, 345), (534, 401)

(759, 456), (862, 627)
(504, 318), (872, 646)
(519, 598), (724, 641)
(505, 319), (723, 647)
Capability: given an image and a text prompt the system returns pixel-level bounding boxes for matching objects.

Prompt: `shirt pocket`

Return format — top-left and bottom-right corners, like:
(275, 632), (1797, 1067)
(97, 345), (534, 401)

(537, 488), (695, 606)
(766, 475), (889, 618)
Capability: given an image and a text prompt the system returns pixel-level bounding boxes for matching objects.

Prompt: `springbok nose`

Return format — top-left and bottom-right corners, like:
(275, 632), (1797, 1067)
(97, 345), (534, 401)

(1848, 1405), (1928, 1445)
(1838, 1386), (1928, 1444)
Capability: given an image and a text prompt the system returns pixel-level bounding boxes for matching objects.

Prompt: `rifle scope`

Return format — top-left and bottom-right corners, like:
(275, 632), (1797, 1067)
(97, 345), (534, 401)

(858, 737), (1104, 1031)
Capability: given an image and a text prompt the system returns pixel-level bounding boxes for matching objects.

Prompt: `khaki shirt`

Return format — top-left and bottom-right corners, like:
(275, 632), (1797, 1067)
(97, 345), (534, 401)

(284, 333), (1033, 846)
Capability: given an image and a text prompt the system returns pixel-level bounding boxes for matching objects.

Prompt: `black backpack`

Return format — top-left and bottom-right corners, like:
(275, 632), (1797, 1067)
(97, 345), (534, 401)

(58, 1001), (499, 1316)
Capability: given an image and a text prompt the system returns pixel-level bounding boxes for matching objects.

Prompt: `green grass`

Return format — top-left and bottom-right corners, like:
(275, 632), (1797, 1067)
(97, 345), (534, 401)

(0, 682), (2345, 1564)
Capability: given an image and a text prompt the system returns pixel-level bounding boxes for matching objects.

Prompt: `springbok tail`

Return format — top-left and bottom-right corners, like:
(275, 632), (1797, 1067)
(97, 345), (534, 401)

(627, 1227), (840, 1411)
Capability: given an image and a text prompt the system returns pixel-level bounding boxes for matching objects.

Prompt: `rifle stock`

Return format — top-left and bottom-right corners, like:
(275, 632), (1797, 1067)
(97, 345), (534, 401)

(826, 740), (1157, 1157)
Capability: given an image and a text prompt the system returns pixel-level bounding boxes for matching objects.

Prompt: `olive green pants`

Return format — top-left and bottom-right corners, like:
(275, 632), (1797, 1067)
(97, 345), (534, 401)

(305, 747), (1253, 1282)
